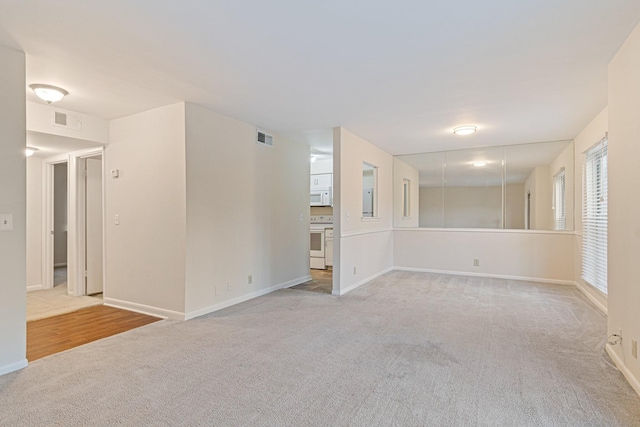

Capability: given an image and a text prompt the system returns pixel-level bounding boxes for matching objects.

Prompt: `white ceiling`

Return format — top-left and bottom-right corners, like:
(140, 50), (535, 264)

(1, 1), (639, 155)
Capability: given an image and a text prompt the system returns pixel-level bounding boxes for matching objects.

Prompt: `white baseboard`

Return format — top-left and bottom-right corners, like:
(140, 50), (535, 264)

(334, 266), (394, 296)
(0, 359), (28, 376)
(606, 344), (640, 398)
(184, 275), (311, 320)
(26, 285), (43, 292)
(103, 298), (183, 320)
(574, 281), (607, 315)
(393, 266), (575, 286)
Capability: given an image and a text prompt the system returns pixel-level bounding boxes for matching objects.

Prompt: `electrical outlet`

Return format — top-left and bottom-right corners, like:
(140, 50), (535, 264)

(227, 282), (232, 291)
(353, 267), (357, 275)
(248, 275), (252, 284)
(473, 259), (480, 267)
(619, 328), (623, 342)
(632, 339), (638, 359)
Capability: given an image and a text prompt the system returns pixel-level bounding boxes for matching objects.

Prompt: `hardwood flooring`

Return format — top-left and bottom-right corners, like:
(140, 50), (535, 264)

(27, 305), (162, 361)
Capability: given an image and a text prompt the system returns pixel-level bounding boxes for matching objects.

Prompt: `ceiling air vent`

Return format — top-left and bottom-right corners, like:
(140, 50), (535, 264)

(52, 111), (82, 131)
(256, 130), (273, 147)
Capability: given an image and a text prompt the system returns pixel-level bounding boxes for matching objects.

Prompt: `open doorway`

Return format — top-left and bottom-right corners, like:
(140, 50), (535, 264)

(53, 162), (68, 290)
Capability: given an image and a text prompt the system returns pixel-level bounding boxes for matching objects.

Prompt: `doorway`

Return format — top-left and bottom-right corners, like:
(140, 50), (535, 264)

(53, 163), (68, 290)
(84, 155), (103, 296)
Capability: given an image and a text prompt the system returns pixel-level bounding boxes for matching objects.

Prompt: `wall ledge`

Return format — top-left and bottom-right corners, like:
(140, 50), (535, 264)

(184, 275), (311, 320)
(0, 359), (28, 376)
(606, 344), (640, 398)
(394, 227), (575, 236)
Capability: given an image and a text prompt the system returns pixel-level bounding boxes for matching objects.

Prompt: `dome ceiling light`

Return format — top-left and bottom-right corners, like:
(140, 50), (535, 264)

(29, 84), (68, 104)
(453, 125), (477, 136)
(26, 147), (38, 157)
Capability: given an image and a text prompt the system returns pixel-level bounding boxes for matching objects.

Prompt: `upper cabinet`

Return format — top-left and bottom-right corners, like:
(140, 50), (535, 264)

(310, 173), (332, 191)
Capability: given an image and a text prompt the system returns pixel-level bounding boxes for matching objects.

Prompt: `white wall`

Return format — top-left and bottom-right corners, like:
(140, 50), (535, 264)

(505, 183), (525, 229)
(334, 127), (394, 295)
(524, 165), (552, 230)
(573, 108), (608, 311)
(394, 229), (574, 283)
(393, 157), (419, 228)
(0, 45), (27, 376)
(105, 103), (187, 318)
(53, 162), (68, 266)
(26, 156), (43, 290)
(26, 102), (109, 144)
(311, 158), (333, 174)
(183, 103), (309, 318)
(549, 142), (575, 231)
(607, 21), (640, 393)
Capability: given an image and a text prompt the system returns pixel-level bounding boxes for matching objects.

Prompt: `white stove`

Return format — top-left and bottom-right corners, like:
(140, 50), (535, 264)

(310, 216), (333, 269)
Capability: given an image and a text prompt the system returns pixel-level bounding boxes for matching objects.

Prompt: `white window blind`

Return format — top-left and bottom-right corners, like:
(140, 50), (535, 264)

(582, 138), (608, 294)
(553, 168), (566, 231)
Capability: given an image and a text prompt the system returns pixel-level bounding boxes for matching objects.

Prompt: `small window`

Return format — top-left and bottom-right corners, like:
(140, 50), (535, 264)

(362, 162), (378, 218)
(402, 178), (411, 218)
(553, 168), (565, 230)
(582, 138), (608, 294)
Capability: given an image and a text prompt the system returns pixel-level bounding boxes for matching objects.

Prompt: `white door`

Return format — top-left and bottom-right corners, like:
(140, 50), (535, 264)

(85, 157), (103, 295)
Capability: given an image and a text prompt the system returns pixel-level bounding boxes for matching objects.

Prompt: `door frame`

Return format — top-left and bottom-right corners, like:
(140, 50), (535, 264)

(42, 146), (106, 296)
(41, 153), (70, 290)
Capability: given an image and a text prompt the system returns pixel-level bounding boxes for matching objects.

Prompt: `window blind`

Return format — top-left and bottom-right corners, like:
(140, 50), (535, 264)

(553, 168), (566, 231)
(582, 138), (608, 294)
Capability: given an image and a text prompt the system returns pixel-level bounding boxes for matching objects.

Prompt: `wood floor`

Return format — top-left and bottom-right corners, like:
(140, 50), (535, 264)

(27, 305), (162, 361)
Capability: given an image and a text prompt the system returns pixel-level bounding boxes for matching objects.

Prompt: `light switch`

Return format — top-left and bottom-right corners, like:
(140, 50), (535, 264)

(114, 214), (120, 225)
(0, 214), (13, 231)
(299, 213), (304, 221)
(111, 169), (119, 178)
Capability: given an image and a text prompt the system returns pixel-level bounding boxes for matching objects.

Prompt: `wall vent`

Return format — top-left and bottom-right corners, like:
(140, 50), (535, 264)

(52, 111), (82, 131)
(256, 130), (273, 147)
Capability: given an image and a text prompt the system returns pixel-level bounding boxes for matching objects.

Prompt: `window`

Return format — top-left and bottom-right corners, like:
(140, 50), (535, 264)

(553, 168), (566, 230)
(582, 138), (608, 294)
(402, 178), (410, 218)
(362, 162), (378, 218)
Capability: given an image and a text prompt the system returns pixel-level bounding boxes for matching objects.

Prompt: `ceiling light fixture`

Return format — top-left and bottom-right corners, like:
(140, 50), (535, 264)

(453, 125), (477, 136)
(26, 147), (38, 157)
(29, 84), (68, 104)
(472, 160), (487, 167)
(310, 155), (317, 163)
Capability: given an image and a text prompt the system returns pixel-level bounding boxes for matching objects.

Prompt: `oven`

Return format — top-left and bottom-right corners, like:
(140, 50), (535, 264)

(310, 228), (326, 269)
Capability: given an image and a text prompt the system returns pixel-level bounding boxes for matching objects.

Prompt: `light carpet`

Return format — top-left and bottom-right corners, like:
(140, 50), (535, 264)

(3, 271), (640, 426)
(26, 284), (103, 322)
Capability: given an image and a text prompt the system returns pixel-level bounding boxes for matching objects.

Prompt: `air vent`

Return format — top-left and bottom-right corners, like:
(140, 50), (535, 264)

(256, 130), (273, 147)
(52, 111), (82, 131)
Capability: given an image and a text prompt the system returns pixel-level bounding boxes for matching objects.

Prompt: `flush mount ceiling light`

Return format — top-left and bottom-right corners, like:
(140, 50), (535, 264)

(453, 125), (477, 136)
(472, 160), (487, 167)
(29, 84), (68, 104)
(310, 155), (317, 163)
(25, 147), (38, 157)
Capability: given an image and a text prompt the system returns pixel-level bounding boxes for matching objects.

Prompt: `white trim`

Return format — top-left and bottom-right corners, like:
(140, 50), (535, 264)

(0, 359), (28, 376)
(395, 227), (575, 236)
(53, 263), (67, 268)
(27, 285), (43, 292)
(341, 228), (393, 238)
(393, 266), (575, 286)
(185, 275), (311, 320)
(333, 266), (394, 296)
(104, 298), (181, 320)
(606, 344), (640, 398)
(574, 280), (607, 315)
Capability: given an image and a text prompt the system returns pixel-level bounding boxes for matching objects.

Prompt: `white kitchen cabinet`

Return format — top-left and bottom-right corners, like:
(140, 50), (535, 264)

(310, 173), (332, 191)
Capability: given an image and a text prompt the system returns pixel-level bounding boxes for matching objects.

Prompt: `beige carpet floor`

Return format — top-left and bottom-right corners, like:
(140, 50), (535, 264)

(3, 271), (640, 426)
(27, 284), (103, 322)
